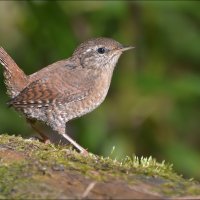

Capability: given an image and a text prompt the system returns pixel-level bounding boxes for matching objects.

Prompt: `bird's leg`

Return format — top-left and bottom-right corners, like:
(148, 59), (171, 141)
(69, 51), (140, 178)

(59, 127), (88, 155)
(27, 119), (50, 143)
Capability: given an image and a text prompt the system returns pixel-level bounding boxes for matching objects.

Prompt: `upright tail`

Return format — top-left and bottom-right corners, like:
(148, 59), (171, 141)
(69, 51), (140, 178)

(0, 47), (28, 98)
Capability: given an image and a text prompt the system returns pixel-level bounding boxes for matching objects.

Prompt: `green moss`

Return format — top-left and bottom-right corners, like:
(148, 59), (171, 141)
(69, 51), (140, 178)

(0, 134), (199, 198)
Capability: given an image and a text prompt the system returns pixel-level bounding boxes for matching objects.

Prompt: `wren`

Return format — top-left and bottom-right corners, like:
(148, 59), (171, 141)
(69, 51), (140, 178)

(0, 38), (133, 154)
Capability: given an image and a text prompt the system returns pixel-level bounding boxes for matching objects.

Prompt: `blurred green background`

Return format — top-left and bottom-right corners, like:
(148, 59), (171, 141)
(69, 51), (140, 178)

(0, 1), (200, 180)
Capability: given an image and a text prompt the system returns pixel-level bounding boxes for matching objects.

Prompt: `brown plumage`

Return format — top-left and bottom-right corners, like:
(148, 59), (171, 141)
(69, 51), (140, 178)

(0, 38), (133, 154)
(0, 47), (28, 97)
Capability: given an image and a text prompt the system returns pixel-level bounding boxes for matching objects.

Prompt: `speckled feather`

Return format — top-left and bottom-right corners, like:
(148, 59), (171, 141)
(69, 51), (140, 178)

(0, 47), (28, 98)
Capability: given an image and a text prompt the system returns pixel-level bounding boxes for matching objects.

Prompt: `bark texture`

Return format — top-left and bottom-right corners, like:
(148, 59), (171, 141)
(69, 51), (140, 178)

(0, 134), (200, 199)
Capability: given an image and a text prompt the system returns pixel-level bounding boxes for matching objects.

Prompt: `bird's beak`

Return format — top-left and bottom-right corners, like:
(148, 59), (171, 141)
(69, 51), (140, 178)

(121, 46), (135, 52)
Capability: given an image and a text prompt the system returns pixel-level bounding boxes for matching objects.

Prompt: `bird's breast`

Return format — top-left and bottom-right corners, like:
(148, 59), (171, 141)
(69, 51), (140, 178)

(64, 69), (114, 120)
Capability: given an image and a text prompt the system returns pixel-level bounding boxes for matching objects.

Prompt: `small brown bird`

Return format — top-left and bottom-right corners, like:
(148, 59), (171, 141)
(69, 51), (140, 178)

(0, 38), (133, 154)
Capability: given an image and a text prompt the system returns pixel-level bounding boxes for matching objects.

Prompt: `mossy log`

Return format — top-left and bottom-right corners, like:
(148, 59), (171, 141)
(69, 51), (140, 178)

(0, 134), (200, 199)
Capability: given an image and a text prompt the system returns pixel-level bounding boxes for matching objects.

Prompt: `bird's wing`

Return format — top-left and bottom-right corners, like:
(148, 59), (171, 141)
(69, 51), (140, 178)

(8, 77), (89, 108)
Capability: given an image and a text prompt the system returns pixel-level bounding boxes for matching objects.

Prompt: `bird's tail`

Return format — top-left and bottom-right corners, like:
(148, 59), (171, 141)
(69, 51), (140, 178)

(0, 47), (28, 98)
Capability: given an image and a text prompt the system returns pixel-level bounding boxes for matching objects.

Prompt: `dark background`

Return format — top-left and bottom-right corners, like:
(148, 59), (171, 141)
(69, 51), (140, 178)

(0, 1), (200, 180)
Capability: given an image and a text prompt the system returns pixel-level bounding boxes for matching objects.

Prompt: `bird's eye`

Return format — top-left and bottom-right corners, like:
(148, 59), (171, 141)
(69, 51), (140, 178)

(97, 47), (106, 54)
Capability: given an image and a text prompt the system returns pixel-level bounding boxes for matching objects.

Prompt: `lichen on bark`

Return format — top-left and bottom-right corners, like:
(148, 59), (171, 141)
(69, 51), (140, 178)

(0, 134), (200, 199)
